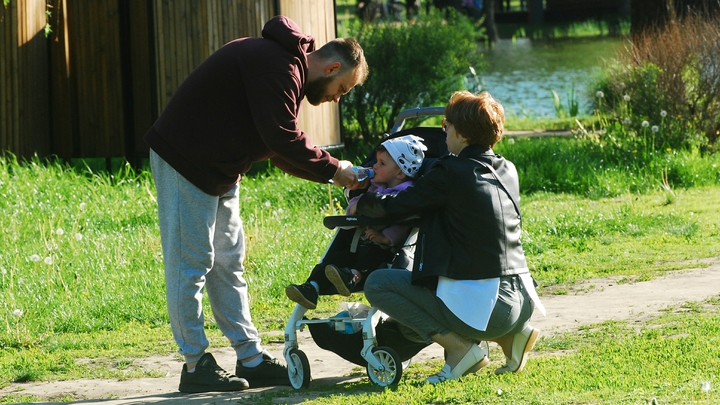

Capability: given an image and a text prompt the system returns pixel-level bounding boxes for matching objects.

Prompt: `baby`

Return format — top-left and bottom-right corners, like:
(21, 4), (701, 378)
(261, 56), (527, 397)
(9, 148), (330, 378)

(285, 135), (427, 309)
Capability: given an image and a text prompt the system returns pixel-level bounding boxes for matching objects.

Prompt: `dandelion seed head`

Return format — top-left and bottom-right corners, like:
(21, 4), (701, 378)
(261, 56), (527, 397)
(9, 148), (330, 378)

(660, 110), (667, 117)
(618, 82), (626, 89)
(79, 202), (87, 210)
(623, 117), (631, 124)
(1, 268), (6, 275)
(13, 309), (23, 317)
(75, 233), (83, 241)
(701, 382), (711, 392)
(56, 228), (64, 236)
(596, 91), (604, 98)
(651, 125), (659, 133)
(623, 94), (630, 101)
(264, 201), (271, 208)
(44, 256), (53, 265)
(29, 254), (41, 262)
(642, 121), (650, 128)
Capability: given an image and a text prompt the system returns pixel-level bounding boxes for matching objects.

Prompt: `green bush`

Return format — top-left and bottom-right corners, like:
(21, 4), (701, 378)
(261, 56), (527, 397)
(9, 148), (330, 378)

(343, 10), (484, 152)
(590, 10), (720, 151)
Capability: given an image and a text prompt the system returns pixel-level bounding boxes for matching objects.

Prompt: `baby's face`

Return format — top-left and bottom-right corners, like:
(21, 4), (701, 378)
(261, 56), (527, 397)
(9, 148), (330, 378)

(372, 150), (402, 184)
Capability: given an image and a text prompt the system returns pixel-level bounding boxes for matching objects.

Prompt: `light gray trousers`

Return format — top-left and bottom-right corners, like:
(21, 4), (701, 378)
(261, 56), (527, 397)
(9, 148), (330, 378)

(364, 269), (534, 344)
(150, 150), (262, 364)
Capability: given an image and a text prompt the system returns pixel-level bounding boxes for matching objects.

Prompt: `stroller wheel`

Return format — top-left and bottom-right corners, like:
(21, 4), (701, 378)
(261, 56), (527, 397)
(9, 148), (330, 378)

(288, 348), (311, 389)
(366, 346), (403, 386)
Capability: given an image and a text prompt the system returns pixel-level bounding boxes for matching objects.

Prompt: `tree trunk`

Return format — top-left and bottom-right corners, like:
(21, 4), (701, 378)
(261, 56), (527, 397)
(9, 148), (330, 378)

(484, 0), (499, 42)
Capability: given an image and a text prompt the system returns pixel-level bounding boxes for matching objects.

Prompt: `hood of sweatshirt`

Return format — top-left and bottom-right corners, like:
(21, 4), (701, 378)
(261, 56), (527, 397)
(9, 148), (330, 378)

(261, 15), (316, 59)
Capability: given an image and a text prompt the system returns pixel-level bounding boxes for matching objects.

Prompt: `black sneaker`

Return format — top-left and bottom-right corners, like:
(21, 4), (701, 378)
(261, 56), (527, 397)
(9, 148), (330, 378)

(236, 351), (291, 388)
(285, 283), (318, 309)
(325, 265), (360, 296)
(178, 353), (249, 393)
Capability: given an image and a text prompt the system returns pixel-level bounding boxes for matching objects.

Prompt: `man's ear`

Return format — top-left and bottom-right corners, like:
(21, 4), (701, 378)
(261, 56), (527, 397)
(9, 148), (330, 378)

(324, 61), (341, 76)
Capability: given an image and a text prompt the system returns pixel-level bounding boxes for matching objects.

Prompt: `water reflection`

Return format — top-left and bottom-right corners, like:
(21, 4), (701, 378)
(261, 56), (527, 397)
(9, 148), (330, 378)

(477, 37), (625, 118)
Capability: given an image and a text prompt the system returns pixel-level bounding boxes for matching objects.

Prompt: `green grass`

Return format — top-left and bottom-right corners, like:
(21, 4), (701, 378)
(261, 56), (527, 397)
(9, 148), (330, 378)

(237, 297), (719, 405)
(0, 139), (719, 403)
(505, 115), (601, 131)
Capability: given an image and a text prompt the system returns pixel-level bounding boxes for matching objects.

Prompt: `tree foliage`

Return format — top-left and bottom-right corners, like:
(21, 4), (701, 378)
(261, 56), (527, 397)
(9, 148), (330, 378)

(343, 11), (484, 150)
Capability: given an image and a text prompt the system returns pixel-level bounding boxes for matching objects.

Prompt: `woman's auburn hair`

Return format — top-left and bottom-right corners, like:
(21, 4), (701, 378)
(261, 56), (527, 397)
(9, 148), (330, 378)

(444, 90), (505, 148)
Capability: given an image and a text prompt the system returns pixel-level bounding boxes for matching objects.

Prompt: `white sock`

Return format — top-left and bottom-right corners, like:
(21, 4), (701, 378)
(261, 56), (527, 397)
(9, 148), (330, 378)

(241, 355), (263, 368)
(186, 367), (195, 373)
(309, 281), (320, 292)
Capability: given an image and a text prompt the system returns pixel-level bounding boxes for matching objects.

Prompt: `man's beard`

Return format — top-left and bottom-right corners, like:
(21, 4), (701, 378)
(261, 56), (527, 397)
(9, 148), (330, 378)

(305, 75), (334, 106)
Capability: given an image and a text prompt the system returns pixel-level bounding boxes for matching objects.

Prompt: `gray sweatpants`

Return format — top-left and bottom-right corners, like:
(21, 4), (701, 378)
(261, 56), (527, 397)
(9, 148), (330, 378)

(364, 269), (534, 344)
(150, 150), (262, 364)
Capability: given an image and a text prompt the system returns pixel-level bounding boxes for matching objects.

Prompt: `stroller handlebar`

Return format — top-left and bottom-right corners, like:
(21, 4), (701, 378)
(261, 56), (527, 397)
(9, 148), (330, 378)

(323, 215), (420, 230)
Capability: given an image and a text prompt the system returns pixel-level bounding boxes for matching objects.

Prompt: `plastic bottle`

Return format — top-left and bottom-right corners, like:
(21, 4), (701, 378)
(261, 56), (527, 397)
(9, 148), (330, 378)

(352, 166), (374, 182)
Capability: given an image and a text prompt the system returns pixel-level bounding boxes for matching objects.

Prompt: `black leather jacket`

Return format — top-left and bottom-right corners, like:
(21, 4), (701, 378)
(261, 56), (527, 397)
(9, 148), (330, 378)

(356, 144), (529, 289)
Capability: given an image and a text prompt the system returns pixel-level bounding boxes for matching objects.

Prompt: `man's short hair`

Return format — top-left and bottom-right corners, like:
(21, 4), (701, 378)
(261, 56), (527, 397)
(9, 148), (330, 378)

(444, 91), (505, 148)
(315, 38), (369, 85)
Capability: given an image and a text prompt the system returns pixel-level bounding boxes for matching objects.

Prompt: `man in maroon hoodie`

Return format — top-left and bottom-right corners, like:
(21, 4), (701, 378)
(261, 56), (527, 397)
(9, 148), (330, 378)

(145, 15), (368, 393)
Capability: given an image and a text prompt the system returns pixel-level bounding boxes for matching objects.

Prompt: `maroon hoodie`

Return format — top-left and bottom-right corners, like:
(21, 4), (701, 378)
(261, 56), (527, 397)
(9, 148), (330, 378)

(145, 16), (340, 196)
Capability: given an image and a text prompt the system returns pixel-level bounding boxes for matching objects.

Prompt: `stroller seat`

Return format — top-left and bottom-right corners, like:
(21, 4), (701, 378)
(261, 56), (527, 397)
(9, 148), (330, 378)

(283, 216), (424, 388)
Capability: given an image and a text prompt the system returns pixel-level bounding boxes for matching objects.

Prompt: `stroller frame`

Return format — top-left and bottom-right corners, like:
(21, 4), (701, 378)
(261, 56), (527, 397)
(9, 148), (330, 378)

(283, 107), (450, 389)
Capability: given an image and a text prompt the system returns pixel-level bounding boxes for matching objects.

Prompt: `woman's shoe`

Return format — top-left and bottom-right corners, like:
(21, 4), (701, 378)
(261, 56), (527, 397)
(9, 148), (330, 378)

(464, 355), (490, 376)
(495, 325), (540, 375)
(426, 344), (485, 384)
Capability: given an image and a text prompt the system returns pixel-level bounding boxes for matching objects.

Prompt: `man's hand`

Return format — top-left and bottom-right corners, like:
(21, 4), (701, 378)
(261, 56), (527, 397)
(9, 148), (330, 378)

(332, 160), (357, 188)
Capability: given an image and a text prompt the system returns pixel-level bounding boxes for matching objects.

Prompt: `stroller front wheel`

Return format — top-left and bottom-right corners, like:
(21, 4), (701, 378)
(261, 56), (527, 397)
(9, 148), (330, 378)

(288, 348), (311, 389)
(366, 346), (403, 386)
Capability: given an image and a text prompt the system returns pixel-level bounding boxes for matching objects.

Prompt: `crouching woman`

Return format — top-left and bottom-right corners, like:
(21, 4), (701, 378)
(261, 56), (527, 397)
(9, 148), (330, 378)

(355, 90), (546, 383)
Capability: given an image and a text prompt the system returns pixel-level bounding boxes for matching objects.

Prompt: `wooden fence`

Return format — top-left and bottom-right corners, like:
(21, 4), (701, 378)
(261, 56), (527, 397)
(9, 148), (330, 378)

(1, 0), (340, 163)
(280, 0), (340, 148)
(1, 0), (50, 159)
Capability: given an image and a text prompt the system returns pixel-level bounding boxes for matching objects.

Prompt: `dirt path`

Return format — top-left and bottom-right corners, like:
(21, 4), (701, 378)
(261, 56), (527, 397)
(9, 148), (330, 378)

(3, 259), (719, 405)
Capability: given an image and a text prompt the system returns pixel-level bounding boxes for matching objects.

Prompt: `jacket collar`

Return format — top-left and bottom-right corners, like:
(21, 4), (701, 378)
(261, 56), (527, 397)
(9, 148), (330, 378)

(457, 144), (493, 160)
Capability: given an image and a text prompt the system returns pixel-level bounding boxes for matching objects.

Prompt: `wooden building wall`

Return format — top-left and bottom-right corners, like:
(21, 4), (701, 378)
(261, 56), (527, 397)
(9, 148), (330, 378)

(1, 0), (50, 159)
(48, 0), (127, 159)
(2, 0), (341, 163)
(280, 0), (340, 148)
(153, 0), (275, 114)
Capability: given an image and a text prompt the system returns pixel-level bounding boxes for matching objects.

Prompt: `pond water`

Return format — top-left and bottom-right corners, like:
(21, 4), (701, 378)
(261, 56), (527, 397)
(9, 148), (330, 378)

(475, 37), (625, 118)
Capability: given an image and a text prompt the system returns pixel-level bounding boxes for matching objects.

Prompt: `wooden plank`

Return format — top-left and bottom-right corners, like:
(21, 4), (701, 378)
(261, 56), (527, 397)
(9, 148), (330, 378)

(173, 1), (183, 98)
(1, 1), (10, 149)
(199, 0), (209, 60)
(107, 0), (124, 156)
(48, 0), (73, 158)
(76, 0), (91, 156)
(155, 0), (166, 111)
(279, 0), (341, 148)
(129, 0), (152, 157)
(10, 0), (20, 153)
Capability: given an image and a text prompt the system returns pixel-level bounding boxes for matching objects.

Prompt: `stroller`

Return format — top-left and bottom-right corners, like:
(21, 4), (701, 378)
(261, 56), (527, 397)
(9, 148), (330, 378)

(283, 107), (458, 388)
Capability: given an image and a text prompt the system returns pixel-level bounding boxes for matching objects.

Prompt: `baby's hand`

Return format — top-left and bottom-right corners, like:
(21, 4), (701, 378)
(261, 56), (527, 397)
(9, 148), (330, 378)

(365, 228), (391, 246)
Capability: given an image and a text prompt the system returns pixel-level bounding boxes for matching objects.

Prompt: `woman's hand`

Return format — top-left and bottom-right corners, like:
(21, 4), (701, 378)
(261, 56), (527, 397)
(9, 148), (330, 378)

(365, 228), (391, 246)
